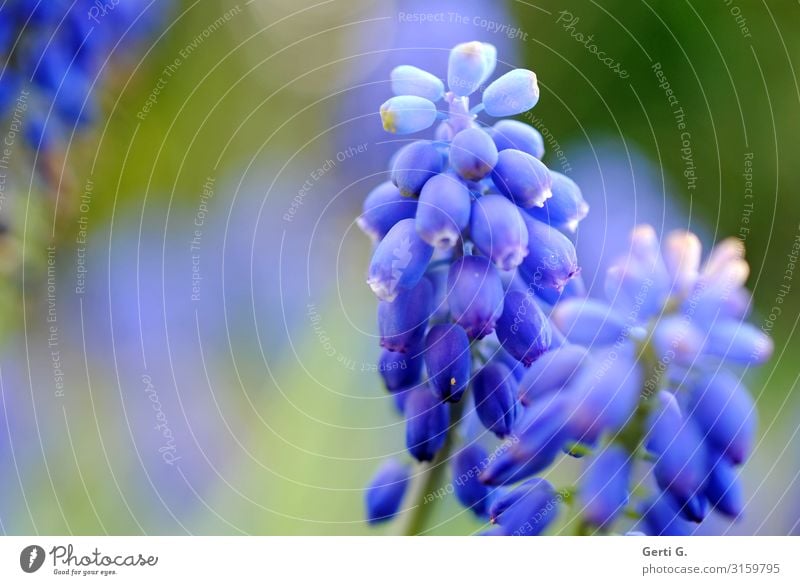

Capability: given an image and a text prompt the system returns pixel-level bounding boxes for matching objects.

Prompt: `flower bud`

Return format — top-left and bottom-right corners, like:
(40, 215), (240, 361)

(495, 290), (552, 366)
(450, 127), (498, 180)
(472, 361), (518, 438)
(688, 370), (755, 464)
(405, 384), (450, 462)
(566, 353), (642, 444)
(469, 195), (529, 270)
(482, 69), (540, 117)
(453, 444), (491, 517)
(416, 173), (471, 249)
(448, 41), (495, 97)
(378, 277), (433, 352)
(662, 230), (702, 296)
(368, 218), (433, 301)
(380, 95), (438, 134)
(638, 495), (694, 536)
(424, 324), (471, 403)
(529, 171), (589, 233)
(481, 396), (570, 485)
(579, 444), (632, 528)
(358, 181), (418, 242)
(519, 214), (579, 291)
(518, 344), (589, 406)
(704, 321), (773, 365)
(365, 459), (410, 524)
(491, 149), (552, 208)
(551, 298), (628, 346)
(489, 119), (544, 159)
(379, 348), (424, 392)
(491, 477), (559, 536)
(447, 255), (504, 339)
(651, 315), (704, 366)
(704, 451), (743, 518)
(390, 65), (444, 102)
(390, 140), (444, 197)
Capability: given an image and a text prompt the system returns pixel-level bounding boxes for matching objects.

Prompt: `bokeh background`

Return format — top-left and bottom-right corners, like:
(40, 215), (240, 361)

(0, 0), (798, 535)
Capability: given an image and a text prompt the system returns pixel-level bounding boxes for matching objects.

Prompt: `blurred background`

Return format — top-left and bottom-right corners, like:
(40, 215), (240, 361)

(0, 0), (798, 535)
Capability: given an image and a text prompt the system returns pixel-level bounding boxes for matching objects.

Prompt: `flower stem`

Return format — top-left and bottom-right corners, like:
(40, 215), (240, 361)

(397, 399), (465, 536)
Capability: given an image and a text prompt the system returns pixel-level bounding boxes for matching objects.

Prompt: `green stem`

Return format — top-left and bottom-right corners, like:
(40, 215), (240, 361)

(397, 399), (465, 536)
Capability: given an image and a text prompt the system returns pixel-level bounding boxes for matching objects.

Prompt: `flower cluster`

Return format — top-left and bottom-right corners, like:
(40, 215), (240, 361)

(360, 42), (772, 537)
(0, 0), (169, 153)
(360, 41), (588, 534)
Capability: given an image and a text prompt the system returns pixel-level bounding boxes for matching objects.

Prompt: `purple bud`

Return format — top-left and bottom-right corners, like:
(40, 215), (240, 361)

(453, 444), (491, 517)
(551, 298), (629, 346)
(651, 316), (704, 367)
(646, 401), (708, 504)
(489, 119), (544, 159)
(390, 140), (444, 197)
(534, 274), (586, 306)
(481, 396), (570, 485)
(358, 181), (418, 242)
(390, 65), (445, 102)
(703, 321), (773, 365)
(704, 451), (744, 518)
(495, 290), (552, 367)
(450, 127), (498, 180)
(447, 255), (504, 339)
(378, 278), (433, 353)
(405, 384), (450, 462)
(638, 495), (694, 536)
(491, 478), (560, 535)
(663, 230), (702, 296)
(491, 149), (552, 208)
(566, 354), (642, 444)
(519, 214), (580, 291)
(482, 69), (540, 117)
(416, 173), (471, 249)
(368, 218), (433, 301)
(529, 171), (589, 233)
(579, 444), (632, 528)
(688, 370), (756, 464)
(518, 344), (589, 406)
(379, 348), (424, 392)
(424, 324), (471, 403)
(469, 195), (529, 270)
(472, 361), (518, 438)
(380, 95), (438, 134)
(489, 477), (549, 522)
(448, 41), (495, 97)
(365, 459), (410, 524)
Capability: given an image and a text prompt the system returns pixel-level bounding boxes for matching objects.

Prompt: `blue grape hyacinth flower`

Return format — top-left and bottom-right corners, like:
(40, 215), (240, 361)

(358, 41), (770, 537)
(0, 0), (170, 155)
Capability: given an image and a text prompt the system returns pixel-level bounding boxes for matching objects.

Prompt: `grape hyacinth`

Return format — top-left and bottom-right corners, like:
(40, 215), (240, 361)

(0, 1), (169, 160)
(358, 42), (771, 536)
